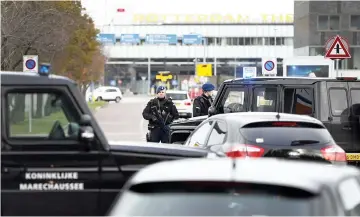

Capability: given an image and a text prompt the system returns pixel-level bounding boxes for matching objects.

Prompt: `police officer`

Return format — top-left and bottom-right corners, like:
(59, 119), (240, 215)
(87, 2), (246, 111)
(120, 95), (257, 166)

(193, 83), (215, 117)
(142, 86), (179, 143)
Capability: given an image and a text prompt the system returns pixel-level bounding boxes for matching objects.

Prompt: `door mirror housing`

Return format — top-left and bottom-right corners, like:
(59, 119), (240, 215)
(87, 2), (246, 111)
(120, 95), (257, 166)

(208, 144), (226, 157)
(78, 114), (94, 149)
(208, 106), (217, 117)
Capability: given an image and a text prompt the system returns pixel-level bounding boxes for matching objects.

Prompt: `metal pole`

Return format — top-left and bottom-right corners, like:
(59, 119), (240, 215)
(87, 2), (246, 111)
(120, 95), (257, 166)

(335, 59), (339, 77)
(214, 57), (217, 76)
(203, 38), (206, 63)
(148, 57), (151, 95)
(234, 58), (236, 78)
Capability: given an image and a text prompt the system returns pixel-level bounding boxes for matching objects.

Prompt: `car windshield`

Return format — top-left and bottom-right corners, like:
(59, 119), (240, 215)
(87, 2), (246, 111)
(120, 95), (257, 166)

(109, 182), (318, 216)
(167, 93), (187, 100)
(239, 122), (332, 146)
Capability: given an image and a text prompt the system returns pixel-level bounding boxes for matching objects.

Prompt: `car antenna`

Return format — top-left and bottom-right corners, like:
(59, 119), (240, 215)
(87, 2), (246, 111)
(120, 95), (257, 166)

(276, 111), (280, 120)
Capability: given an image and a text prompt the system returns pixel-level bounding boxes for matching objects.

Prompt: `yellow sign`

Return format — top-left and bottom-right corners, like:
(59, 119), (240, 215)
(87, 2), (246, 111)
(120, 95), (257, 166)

(156, 73), (173, 82)
(196, 64), (212, 77)
(133, 13), (294, 24)
(346, 153), (360, 161)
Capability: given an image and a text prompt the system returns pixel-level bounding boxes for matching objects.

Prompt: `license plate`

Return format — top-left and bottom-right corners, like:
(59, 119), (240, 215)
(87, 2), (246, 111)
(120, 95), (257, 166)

(346, 153), (360, 161)
(175, 103), (181, 107)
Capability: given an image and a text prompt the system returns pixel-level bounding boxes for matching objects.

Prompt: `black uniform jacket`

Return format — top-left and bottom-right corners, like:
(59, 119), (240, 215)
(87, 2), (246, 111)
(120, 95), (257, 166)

(142, 97), (179, 127)
(193, 94), (213, 117)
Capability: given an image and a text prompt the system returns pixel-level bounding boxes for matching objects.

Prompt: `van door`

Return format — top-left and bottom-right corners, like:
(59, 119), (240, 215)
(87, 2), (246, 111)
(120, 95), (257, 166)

(348, 82), (360, 152)
(1, 87), (101, 216)
(326, 82), (352, 151)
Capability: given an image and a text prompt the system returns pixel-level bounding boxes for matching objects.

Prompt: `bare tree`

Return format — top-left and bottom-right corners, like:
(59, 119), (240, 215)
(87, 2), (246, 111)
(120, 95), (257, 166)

(1, 1), (83, 71)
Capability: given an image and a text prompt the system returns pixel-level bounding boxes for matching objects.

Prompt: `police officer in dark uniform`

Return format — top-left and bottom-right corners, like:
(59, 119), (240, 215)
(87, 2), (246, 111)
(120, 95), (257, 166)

(142, 86), (179, 143)
(193, 83), (215, 117)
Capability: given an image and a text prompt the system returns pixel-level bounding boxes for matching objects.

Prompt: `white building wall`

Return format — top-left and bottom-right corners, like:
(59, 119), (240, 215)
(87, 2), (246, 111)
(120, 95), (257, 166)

(101, 24), (294, 59)
(101, 24), (293, 37)
(105, 45), (293, 59)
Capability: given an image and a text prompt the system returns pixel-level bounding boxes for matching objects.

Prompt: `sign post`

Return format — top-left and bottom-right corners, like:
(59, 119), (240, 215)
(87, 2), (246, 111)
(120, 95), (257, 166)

(196, 63), (212, 77)
(324, 35), (351, 77)
(23, 55), (38, 73)
(261, 58), (277, 76)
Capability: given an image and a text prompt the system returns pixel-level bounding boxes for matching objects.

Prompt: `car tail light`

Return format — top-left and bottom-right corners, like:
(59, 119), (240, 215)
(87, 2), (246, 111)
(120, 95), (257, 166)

(226, 144), (265, 158)
(184, 102), (191, 106)
(320, 145), (346, 162)
(272, 122), (297, 127)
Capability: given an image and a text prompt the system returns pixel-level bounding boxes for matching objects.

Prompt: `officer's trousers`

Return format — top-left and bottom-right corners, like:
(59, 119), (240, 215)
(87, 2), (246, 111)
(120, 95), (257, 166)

(149, 127), (169, 143)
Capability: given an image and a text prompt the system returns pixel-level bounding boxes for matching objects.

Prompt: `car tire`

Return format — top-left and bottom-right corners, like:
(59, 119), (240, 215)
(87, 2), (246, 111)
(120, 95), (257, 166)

(97, 97), (102, 101)
(115, 97), (121, 103)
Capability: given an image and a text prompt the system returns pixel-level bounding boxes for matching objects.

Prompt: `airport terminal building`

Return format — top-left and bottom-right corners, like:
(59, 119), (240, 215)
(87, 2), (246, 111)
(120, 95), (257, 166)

(97, 11), (295, 92)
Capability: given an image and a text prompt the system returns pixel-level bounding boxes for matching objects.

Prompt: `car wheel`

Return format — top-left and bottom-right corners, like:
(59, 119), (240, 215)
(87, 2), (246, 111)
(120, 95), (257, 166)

(115, 97), (121, 103)
(96, 97), (102, 101)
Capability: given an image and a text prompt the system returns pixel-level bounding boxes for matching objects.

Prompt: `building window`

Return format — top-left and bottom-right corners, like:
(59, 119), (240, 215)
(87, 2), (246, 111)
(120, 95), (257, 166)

(318, 15), (340, 30)
(276, 37), (285, 45)
(351, 15), (360, 30)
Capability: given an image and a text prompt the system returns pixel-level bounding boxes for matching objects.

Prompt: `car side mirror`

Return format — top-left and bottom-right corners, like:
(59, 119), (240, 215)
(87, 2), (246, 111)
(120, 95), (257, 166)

(208, 106), (216, 117)
(208, 144), (226, 157)
(78, 114), (94, 150)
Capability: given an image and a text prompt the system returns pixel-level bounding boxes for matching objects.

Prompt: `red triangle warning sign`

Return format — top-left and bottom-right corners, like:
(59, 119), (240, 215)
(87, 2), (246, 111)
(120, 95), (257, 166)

(325, 35), (351, 59)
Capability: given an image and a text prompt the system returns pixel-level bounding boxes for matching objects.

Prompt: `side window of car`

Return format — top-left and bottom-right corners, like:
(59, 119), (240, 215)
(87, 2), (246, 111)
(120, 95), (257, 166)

(6, 91), (80, 141)
(350, 89), (360, 116)
(221, 89), (245, 113)
(207, 121), (227, 147)
(283, 88), (314, 115)
(329, 89), (348, 116)
(337, 177), (360, 216)
(186, 121), (213, 147)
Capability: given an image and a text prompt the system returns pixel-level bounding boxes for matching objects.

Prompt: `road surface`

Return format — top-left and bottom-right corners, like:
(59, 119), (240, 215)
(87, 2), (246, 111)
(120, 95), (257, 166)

(93, 94), (151, 142)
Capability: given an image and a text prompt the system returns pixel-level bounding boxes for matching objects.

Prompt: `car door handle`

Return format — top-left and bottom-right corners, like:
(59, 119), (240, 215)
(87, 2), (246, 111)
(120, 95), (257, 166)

(2, 166), (24, 174)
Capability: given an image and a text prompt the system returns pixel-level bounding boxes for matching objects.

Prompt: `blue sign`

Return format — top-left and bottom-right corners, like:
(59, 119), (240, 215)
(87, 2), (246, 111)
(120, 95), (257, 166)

(120, 34), (140, 44)
(264, 61), (275, 71)
(109, 80), (116, 86)
(25, 59), (36, 70)
(146, 34), (177, 45)
(183, 34), (203, 45)
(97, 34), (116, 44)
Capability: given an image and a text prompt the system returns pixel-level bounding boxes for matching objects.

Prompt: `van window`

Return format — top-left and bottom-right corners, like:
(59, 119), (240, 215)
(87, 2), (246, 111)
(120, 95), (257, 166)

(329, 89), (348, 116)
(351, 89), (360, 116)
(252, 87), (277, 112)
(284, 88), (313, 115)
(222, 89), (245, 113)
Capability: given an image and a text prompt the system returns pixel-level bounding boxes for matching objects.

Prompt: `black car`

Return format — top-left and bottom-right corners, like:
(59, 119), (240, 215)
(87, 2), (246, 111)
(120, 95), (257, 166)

(1, 71), (208, 216)
(108, 158), (360, 216)
(183, 112), (346, 164)
(169, 77), (360, 165)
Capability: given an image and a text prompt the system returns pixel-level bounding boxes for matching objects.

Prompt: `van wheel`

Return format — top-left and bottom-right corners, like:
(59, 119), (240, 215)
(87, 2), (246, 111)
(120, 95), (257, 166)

(115, 97), (121, 103)
(97, 97), (102, 101)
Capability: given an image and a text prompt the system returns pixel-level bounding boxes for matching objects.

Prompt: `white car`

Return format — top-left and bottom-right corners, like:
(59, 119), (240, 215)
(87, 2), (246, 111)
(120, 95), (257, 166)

(166, 90), (192, 118)
(92, 86), (123, 103)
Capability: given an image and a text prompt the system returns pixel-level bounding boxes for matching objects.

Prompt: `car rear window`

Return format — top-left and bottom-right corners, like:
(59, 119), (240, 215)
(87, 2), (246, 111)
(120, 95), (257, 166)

(109, 181), (318, 216)
(239, 121), (332, 146)
(167, 93), (188, 100)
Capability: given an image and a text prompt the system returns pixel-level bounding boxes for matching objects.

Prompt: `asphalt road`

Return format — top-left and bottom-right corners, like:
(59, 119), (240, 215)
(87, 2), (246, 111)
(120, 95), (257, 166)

(93, 94), (151, 142)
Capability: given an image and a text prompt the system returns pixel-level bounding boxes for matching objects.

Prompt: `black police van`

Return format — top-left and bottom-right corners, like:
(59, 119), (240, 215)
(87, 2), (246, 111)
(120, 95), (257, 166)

(170, 77), (360, 162)
(1, 71), (208, 216)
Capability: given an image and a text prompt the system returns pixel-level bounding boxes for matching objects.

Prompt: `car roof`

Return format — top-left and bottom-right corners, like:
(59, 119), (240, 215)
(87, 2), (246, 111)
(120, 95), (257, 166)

(223, 76), (359, 85)
(0, 71), (75, 85)
(128, 158), (360, 193)
(209, 112), (324, 127)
